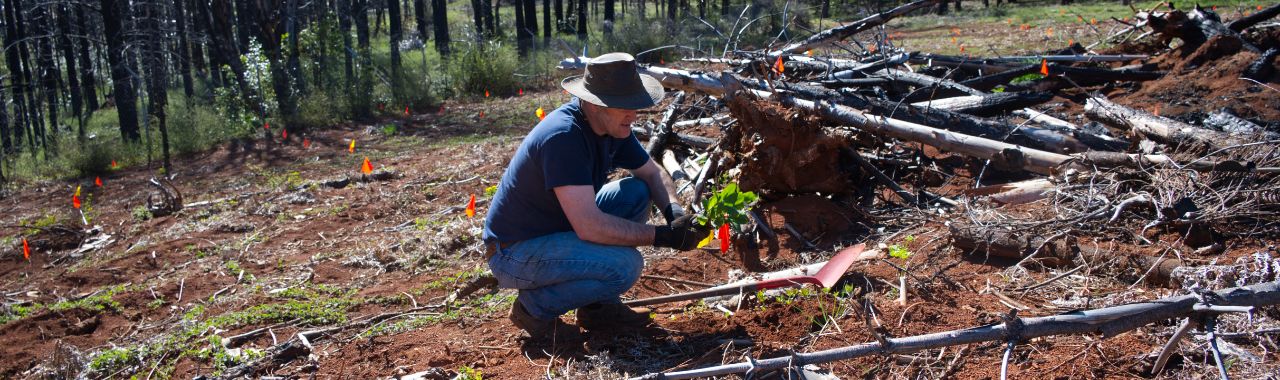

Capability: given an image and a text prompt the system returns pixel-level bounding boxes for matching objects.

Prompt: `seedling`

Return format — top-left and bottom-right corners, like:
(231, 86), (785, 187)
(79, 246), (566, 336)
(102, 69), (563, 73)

(697, 183), (758, 233)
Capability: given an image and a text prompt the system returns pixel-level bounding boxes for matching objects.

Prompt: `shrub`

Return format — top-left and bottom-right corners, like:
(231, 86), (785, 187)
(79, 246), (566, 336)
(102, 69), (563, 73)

(70, 141), (114, 177)
(448, 41), (520, 97)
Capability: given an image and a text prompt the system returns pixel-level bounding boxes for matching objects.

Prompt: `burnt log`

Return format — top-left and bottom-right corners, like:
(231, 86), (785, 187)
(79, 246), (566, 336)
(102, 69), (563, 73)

(1149, 7), (1259, 53)
(1084, 97), (1242, 151)
(1227, 3), (1280, 32)
(949, 225), (1182, 285)
(632, 127), (716, 149)
(1244, 48), (1278, 82)
(646, 91), (686, 158)
(910, 91), (1054, 117)
(875, 69), (985, 101)
(958, 64), (1039, 91)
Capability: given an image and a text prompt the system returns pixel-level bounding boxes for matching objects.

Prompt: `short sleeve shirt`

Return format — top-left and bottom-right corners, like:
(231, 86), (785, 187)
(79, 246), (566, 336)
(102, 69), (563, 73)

(483, 98), (650, 243)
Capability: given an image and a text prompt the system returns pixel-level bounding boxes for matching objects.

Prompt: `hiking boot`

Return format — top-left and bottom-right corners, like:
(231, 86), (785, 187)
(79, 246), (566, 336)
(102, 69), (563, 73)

(509, 302), (582, 343)
(576, 303), (653, 331)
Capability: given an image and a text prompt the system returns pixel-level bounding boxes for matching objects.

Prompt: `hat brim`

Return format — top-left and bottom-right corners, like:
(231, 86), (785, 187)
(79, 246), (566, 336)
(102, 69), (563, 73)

(560, 74), (665, 110)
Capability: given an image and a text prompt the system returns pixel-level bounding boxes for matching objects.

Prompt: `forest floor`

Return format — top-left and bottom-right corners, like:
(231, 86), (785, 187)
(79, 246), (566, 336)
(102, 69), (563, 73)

(2, 9), (1280, 380)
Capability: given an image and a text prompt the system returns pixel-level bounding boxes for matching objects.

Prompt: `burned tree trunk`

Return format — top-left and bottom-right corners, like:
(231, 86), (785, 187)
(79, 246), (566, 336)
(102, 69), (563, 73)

(432, 0), (450, 54)
(102, 0), (141, 141)
(355, 0), (374, 117)
(388, 0), (403, 97)
(910, 91), (1053, 117)
(55, 3), (84, 141)
(1084, 97), (1240, 151)
(3, 0), (30, 151)
(174, 0), (195, 99)
(141, 0), (172, 173)
(74, 6), (98, 112)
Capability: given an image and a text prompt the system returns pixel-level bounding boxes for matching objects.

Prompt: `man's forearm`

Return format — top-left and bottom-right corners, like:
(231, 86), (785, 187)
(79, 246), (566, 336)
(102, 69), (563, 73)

(642, 168), (678, 211)
(578, 211), (656, 246)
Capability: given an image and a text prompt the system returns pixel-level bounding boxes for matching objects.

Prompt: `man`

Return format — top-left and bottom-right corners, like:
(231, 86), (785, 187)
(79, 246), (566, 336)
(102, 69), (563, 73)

(483, 53), (709, 342)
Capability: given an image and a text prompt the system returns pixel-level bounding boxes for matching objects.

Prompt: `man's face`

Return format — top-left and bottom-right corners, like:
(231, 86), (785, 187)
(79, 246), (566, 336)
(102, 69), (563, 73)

(585, 103), (639, 138)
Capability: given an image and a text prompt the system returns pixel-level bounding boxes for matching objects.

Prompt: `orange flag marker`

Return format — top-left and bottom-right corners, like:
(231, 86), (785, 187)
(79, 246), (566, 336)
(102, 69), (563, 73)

(518, 88), (524, 96)
(1078, 15), (1084, 22)
(349, 139), (356, 153)
(265, 122), (270, 130)
(951, 36), (957, 44)
(479, 110), (485, 118)
(536, 107), (546, 121)
(22, 238), (30, 261)
(485, 90), (490, 97)
(1068, 38), (1075, 46)
(282, 129), (288, 139)
(773, 56), (785, 74)
(805, 50), (812, 56)
(1040, 59), (1050, 75)
(1258, 5), (1264, 11)
(718, 223), (730, 253)
(73, 195), (81, 209)
(959, 45), (966, 54)
(1046, 27), (1054, 37)
(111, 160), (118, 169)
(466, 194), (476, 218)
(95, 176), (103, 187)
(361, 157), (373, 174)
(303, 138), (311, 149)
(405, 106), (410, 116)
(1091, 18), (1097, 25)
(660, 58), (665, 64)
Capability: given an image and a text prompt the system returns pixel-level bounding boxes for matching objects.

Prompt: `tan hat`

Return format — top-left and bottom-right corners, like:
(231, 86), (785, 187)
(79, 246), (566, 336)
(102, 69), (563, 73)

(561, 53), (665, 110)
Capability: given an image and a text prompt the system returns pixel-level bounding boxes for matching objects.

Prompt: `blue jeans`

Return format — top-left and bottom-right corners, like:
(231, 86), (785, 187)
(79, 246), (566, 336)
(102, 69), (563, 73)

(487, 177), (651, 321)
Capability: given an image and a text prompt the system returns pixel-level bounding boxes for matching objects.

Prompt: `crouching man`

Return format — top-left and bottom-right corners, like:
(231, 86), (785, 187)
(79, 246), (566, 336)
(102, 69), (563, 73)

(482, 53), (709, 343)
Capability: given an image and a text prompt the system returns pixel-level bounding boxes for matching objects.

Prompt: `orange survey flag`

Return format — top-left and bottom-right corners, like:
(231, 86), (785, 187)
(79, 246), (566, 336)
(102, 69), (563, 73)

(805, 50), (812, 56)
(111, 160), (118, 169)
(264, 122), (270, 130)
(466, 194), (476, 218)
(303, 138), (311, 149)
(536, 107), (546, 121)
(1040, 59), (1050, 75)
(484, 90), (490, 97)
(518, 88), (524, 96)
(349, 139), (356, 153)
(22, 238), (30, 260)
(405, 106), (410, 116)
(72, 195), (81, 209)
(282, 129), (288, 139)
(718, 223), (730, 253)
(773, 56), (785, 74)
(361, 157), (373, 174)
(95, 176), (103, 187)
(479, 110), (485, 118)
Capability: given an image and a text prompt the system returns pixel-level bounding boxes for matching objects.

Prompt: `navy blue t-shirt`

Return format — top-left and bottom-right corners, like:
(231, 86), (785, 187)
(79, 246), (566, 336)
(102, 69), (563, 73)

(483, 98), (650, 243)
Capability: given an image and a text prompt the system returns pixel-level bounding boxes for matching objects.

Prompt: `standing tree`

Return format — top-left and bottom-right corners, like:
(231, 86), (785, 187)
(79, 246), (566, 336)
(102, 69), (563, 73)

(174, 0), (195, 99)
(522, 0), (537, 47)
(4, 0), (31, 151)
(576, 0), (586, 39)
(55, 3), (85, 141)
(542, 0), (551, 44)
(432, 0), (450, 54)
(140, 0), (172, 172)
(74, 5), (98, 112)
(355, 0), (373, 118)
(388, 0), (402, 101)
(101, 0), (141, 142)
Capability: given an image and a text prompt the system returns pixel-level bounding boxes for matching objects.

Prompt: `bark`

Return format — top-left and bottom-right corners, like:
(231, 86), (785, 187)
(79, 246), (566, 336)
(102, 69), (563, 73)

(174, 0), (195, 99)
(101, 0), (141, 141)
(74, 5), (99, 112)
(340, 0), (356, 83)
(555, 0), (563, 32)
(543, 0), (551, 43)
(770, 0), (941, 57)
(287, 0), (305, 95)
(523, 0), (537, 46)
(141, 0), (172, 173)
(432, 0), (450, 54)
(189, 0), (208, 76)
(210, 0), (257, 110)
(388, 0), (403, 97)
(55, 3), (84, 140)
(949, 225), (1181, 284)
(413, 0), (429, 44)
(515, 0), (528, 53)
(576, 0), (587, 39)
(355, 0), (373, 118)
(1084, 97), (1241, 151)
(1244, 48), (1277, 81)
(4, 0), (29, 150)
(910, 91), (1054, 117)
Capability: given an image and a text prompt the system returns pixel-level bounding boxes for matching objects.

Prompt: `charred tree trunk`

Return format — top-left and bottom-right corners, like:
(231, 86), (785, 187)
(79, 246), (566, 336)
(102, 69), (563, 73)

(101, 0), (141, 142)
(141, 0), (172, 173)
(355, 0), (374, 118)
(515, 0), (528, 54)
(414, 0), (429, 45)
(286, 0), (305, 95)
(340, 0), (356, 84)
(1085, 97), (1241, 152)
(432, 0), (450, 54)
(523, 0), (538, 47)
(543, 0), (551, 43)
(576, 0), (587, 39)
(388, 0), (403, 98)
(555, 0), (563, 31)
(75, 6), (99, 112)
(189, 0), (208, 79)
(3, 0), (29, 151)
(604, 0), (615, 34)
(56, 3), (84, 141)
(210, 0), (257, 110)
(174, 0), (195, 99)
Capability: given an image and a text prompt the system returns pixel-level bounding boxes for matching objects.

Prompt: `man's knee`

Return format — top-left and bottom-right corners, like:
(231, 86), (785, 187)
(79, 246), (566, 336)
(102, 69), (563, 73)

(598, 177), (652, 221)
(600, 247), (644, 287)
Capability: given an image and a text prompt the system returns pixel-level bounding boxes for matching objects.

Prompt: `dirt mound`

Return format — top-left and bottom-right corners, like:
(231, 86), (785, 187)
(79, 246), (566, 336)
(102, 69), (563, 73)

(722, 95), (851, 196)
(1109, 33), (1280, 127)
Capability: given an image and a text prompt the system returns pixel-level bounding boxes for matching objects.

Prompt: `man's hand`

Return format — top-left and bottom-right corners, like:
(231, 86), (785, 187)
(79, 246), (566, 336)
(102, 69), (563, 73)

(653, 215), (710, 251)
(661, 203), (686, 225)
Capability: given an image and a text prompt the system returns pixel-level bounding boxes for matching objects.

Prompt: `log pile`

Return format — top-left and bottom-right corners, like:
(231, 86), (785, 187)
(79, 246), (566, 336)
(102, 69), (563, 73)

(557, 2), (1280, 378)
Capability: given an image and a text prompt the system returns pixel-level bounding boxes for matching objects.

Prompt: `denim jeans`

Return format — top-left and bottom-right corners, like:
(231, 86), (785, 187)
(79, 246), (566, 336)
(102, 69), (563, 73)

(487, 177), (651, 321)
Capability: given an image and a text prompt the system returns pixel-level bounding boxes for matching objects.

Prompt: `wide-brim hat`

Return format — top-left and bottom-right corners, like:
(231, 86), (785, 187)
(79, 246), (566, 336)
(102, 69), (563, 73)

(561, 52), (665, 110)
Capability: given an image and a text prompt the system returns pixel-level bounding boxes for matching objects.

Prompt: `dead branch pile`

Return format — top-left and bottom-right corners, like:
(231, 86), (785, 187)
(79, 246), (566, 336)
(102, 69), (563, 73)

(557, 1), (1279, 377)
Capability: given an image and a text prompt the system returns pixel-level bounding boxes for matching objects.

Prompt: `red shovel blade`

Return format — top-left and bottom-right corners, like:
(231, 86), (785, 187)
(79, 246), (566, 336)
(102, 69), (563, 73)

(754, 244), (866, 290)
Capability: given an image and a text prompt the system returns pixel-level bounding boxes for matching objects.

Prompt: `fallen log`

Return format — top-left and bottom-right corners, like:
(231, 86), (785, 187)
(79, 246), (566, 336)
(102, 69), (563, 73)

(672, 114), (731, 128)
(1084, 97), (1241, 151)
(1014, 108), (1079, 130)
(1149, 7), (1259, 53)
(949, 225), (1182, 285)
(843, 147), (921, 208)
(557, 60), (1239, 173)
(1204, 110), (1266, 135)
(1227, 3), (1280, 32)
(632, 280), (1280, 380)
(1244, 47), (1278, 82)
(767, 0), (943, 57)
(875, 69), (985, 101)
(646, 91), (686, 158)
(910, 91), (1054, 117)
(631, 126), (716, 149)
(958, 64), (1040, 91)
(964, 178), (1056, 205)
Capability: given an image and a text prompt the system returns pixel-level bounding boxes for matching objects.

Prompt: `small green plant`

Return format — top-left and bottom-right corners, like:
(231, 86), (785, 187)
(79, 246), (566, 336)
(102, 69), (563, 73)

(888, 235), (915, 260)
(456, 365), (484, 380)
(1010, 73), (1045, 85)
(132, 205), (153, 221)
(381, 123), (398, 136)
(697, 183), (758, 232)
(484, 185), (498, 198)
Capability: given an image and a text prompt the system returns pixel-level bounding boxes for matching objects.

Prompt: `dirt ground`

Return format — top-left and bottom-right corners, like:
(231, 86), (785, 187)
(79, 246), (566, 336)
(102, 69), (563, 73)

(3, 15), (1280, 380)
